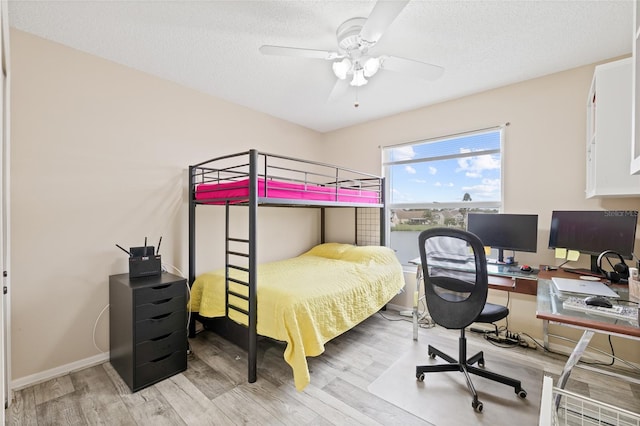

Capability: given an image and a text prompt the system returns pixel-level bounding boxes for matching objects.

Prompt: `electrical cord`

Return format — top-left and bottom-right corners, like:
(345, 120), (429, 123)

(95, 264), (192, 355)
(513, 330), (640, 372)
(416, 297), (435, 328)
(615, 299), (639, 305)
(383, 300), (638, 376)
(377, 298), (435, 328)
(162, 263), (195, 356)
(92, 304), (109, 353)
(163, 263), (192, 335)
(377, 311), (410, 322)
(504, 291), (511, 330)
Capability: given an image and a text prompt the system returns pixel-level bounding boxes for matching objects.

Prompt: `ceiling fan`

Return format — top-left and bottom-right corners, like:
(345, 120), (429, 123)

(259, 0), (444, 102)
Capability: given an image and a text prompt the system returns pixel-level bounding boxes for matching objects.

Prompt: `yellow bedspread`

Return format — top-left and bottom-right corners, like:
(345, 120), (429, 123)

(188, 243), (404, 391)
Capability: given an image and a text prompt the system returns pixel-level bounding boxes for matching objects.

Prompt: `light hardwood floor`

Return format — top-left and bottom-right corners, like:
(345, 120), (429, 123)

(6, 310), (640, 425)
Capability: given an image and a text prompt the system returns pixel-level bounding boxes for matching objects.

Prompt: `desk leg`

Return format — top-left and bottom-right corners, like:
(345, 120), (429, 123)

(554, 330), (594, 409)
(543, 320), (549, 349)
(413, 266), (421, 341)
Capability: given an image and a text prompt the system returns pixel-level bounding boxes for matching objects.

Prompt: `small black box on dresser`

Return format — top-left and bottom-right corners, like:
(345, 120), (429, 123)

(109, 272), (187, 392)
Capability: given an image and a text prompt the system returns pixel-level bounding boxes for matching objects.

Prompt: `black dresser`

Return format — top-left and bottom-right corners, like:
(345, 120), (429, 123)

(109, 272), (187, 392)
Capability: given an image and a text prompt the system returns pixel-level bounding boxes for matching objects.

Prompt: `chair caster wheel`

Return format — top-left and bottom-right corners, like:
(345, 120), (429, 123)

(472, 400), (483, 412)
(517, 389), (527, 399)
(428, 352), (436, 359)
(417, 373), (425, 382)
(478, 359), (485, 368)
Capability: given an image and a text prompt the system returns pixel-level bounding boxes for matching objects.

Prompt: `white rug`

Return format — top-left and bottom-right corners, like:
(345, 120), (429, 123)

(368, 342), (543, 426)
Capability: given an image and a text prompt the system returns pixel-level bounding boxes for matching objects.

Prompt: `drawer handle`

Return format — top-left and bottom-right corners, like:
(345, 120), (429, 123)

(150, 313), (171, 321)
(151, 284), (171, 290)
(150, 353), (172, 363)
(151, 333), (172, 341)
(152, 298), (172, 305)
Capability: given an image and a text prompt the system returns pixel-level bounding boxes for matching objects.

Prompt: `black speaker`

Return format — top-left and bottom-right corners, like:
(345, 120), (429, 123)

(596, 250), (629, 283)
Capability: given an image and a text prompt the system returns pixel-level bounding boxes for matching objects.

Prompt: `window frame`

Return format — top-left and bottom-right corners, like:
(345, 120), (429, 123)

(382, 127), (505, 266)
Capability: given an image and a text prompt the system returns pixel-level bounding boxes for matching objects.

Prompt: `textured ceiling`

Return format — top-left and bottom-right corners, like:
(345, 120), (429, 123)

(8, 0), (634, 133)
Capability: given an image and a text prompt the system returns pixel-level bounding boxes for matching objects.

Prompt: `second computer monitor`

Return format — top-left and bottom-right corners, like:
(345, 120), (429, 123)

(467, 213), (538, 263)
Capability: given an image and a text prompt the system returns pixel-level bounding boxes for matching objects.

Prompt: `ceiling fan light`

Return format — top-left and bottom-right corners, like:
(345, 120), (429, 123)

(350, 68), (367, 87)
(332, 58), (351, 80)
(363, 57), (381, 77)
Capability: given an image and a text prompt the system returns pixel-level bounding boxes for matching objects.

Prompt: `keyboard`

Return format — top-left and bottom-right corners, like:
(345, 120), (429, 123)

(562, 297), (638, 323)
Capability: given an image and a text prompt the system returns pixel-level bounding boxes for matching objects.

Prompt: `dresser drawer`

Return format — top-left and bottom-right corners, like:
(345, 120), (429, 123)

(136, 350), (187, 390)
(136, 330), (186, 365)
(135, 310), (184, 342)
(137, 296), (185, 321)
(136, 281), (184, 305)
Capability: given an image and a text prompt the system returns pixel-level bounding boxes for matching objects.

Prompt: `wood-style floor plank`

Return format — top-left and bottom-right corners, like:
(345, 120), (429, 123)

(34, 393), (85, 426)
(70, 365), (137, 425)
(6, 387), (37, 426)
(102, 361), (187, 425)
(278, 382), (384, 426)
(155, 374), (236, 425)
(32, 374), (75, 405)
(323, 376), (430, 425)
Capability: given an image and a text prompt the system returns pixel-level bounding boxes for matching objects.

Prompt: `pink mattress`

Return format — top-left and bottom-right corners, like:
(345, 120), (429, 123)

(195, 178), (380, 204)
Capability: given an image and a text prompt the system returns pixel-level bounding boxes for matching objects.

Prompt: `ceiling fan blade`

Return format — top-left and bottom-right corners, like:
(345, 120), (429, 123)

(259, 45), (342, 60)
(381, 56), (444, 81)
(360, 0), (410, 44)
(327, 79), (350, 103)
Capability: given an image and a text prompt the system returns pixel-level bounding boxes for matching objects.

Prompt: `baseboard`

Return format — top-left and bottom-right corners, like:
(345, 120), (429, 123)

(11, 352), (109, 391)
(386, 303), (407, 313)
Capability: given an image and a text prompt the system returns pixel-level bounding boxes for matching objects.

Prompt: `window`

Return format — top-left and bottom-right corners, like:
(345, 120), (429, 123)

(383, 128), (503, 266)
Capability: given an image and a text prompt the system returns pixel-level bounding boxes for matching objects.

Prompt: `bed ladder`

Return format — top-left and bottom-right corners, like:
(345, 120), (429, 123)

(225, 198), (258, 384)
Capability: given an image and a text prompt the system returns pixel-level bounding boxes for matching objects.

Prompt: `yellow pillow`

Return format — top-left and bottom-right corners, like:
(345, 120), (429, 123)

(340, 245), (398, 265)
(301, 242), (353, 259)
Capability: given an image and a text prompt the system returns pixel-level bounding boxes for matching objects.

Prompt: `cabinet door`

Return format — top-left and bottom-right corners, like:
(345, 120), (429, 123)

(586, 58), (640, 197)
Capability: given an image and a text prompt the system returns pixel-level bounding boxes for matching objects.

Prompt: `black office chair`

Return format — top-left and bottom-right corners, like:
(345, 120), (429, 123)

(415, 227), (527, 412)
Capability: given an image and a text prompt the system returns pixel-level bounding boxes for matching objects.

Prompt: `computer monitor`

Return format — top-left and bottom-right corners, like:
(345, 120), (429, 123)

(548, 210), (638, 274)
(467, 213), (538, 264)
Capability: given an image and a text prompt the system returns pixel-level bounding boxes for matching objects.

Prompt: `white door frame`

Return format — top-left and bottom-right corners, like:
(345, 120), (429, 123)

(1, 0), (11, 417)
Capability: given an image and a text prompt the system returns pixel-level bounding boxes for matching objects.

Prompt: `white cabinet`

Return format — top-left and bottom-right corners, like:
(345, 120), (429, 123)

(586, 58), (640, 198)
(631, 0), (640, 175)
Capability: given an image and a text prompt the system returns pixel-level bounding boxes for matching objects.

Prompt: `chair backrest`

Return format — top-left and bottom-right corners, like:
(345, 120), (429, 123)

(418, 227), (488, 329)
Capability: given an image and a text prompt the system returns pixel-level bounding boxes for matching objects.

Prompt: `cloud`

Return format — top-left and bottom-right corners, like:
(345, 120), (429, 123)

(411, 179), (427, 183)
(456, 153), (500, 177)
(428, 166), (437, 175)
(462, 178), (501, 199)
(405, 165), (416, 174)
(390, 146), (416, 161)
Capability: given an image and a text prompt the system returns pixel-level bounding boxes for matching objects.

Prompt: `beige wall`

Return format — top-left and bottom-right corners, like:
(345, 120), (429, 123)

(9, 30), (324, 382)
(320, 60), (640, 363)
(8, 27), (640, 384)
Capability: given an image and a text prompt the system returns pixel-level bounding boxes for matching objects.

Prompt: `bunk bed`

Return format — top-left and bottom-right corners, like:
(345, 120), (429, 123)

(188, 149), (403, 390)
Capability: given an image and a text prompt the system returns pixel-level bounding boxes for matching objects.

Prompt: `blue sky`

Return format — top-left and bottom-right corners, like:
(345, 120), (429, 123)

(386, 131), (501, 204)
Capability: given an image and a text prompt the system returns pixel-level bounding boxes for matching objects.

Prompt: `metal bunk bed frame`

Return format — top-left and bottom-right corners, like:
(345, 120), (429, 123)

(188, 149), (386, 384)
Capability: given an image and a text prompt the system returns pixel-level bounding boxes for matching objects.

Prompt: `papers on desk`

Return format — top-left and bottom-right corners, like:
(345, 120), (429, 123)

(551, 277), (619, 299)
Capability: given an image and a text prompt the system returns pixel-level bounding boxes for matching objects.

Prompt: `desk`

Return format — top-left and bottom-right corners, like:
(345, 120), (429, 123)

(535, 269), (639, 399)
(409, 258), (538, 340)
